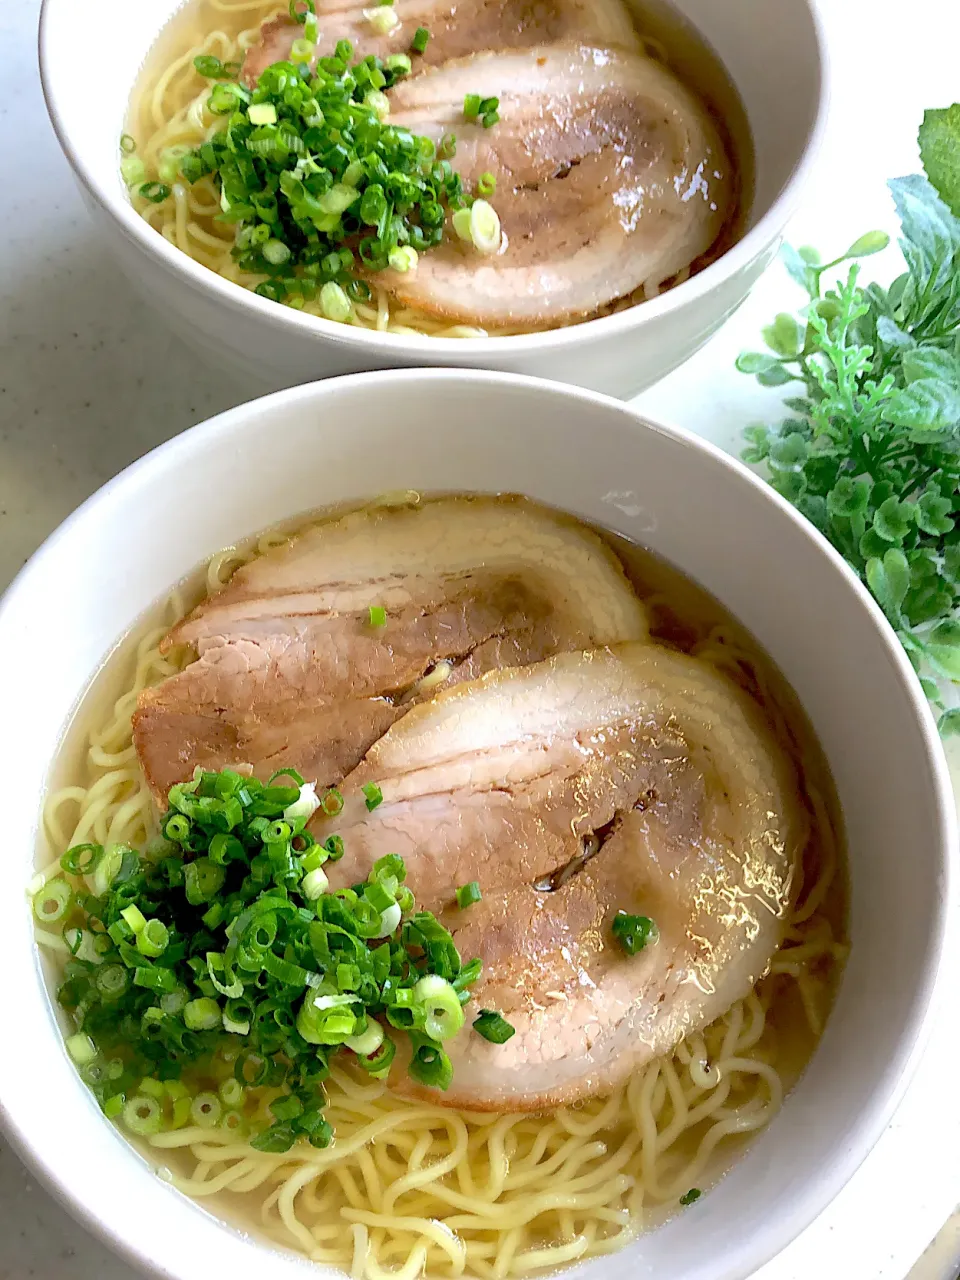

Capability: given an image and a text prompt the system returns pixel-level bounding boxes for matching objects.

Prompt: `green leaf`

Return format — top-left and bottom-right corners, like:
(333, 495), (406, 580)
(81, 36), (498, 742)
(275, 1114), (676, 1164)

(756, 364), (797, 387)
(920, 676), (943, 704)
(762, 312), (802, 357)
(826, 476), (871, 518)
(865, 548), (910, 618)
(872, 495), (913, 544)
(780, 243), (812, 290)
(845, 230), (890, 258)
(916, 491), (955, 536)
(918, 104), (960, 216)
(882, 377), (960, 437)
(926, 643), (960, 681)
(888, 174), (960, 293)
(930, 619), (960, 646)
(876, 315), (915, 349)
(902, 346), (960, 384)
(741, 424), (771, 464)
(938, 707), (960, 735)
(768, 433), (808, 469)
(735, 351), (780, 375)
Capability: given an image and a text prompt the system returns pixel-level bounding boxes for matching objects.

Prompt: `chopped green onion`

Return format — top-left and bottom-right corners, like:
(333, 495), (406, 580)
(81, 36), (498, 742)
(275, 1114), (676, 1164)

(92, 845), (124, 897)
(455, 881), (482, 908)
(190, 1093), (222, 1128)
(468, 200), (501, 255)
(374, 902), (402, 938)
(362, 783), (384, 811)
(385, 53), (412, 77)
(184, 858), (226, 905)
(120, 155), (146, 187)
(408, 1037), (453, 1089)
(611, 913), (658, 956)
(65, 1034), (97, 1066)
(321, 787), (344, 816)
(248, 102), (278, 126)
(284, 783), (320, 822)
(364, 5), (400, 33)
(120, 904), (147, 934)
(364, 88), (390, 119)
(479, 96), (499, 114)
(452, 207), (473, 242)
(368, 605), (387, 628)
(463, 93), (482, 119)
(411, 26), (430, 52)
(219, 1077), (245, 1107)
(680, 1188), (702, 1206)
(482, 110), (499, 129)
(136, 918), (170, 958)
(477, 172), (496, 197)
(302, 867), (330, 900)
(346, 1018), (385, 1056)
(415, 975), (465, 1041)
(388, 246), (419, 273)
(193, 54), (223, 78)
(138, 181), (171, 204)
(320, 282), (351, 324)
(473, 1010), (516, 1044)
(439, 133), (457, 159)
(122, 1095), (162, 1136)
(103, 1095), (124, 1120)
(119, 133), (136, 154)
(46, 766), (477, 1158)
(184, 997), (222, 1031)
(324, 834), (345, 861)
(32, 879), (72, 925)
(290, 36), (315, 61)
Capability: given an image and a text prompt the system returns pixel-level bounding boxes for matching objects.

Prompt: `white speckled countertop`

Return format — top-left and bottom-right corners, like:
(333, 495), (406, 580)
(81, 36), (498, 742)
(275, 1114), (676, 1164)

(2, 0), (960, 1276)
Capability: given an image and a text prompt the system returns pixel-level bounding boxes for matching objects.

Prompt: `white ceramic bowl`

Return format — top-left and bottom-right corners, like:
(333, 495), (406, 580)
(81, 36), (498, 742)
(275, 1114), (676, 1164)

(39, 0), (827, 398)
(0, 370), (953, 1280)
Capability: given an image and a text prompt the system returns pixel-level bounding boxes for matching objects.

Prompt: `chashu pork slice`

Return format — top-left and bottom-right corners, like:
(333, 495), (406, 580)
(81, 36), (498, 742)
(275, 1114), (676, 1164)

(318, 643), (800, 1111)
(133, 497), (647, 802)
(242, 0), (639, 87)
(379, 46), (734, 329)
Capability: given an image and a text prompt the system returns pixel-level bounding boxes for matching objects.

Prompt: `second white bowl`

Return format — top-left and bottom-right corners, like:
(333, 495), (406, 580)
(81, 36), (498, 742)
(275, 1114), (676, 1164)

(39, 0), (827, 397)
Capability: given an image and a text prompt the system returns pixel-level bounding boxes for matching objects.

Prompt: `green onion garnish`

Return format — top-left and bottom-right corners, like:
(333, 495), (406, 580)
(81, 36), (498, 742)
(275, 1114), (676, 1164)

(32, 879), (72, 925)
(611, 913), (659, 956)
(193, 55), (224, 78)
(482, 110), (499, 129)
(138, 181), (170, 204)
(48, 765), (487, 1148)
(411, 26), (430, 53)
(362, 783), (384, 811)
(368, 604), (387, 628)
(455, 881), (482, 908)
(119, 133), (136, 154)
(477, 172), (496, 197)
(679, 1188), (702, 1206)
(463, 93), (482, 119)
(473, 1010), (515, 1044)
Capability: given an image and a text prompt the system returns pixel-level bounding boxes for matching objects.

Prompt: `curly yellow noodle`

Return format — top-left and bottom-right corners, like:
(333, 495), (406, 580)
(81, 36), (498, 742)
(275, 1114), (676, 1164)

(38, 516), (844, 1278)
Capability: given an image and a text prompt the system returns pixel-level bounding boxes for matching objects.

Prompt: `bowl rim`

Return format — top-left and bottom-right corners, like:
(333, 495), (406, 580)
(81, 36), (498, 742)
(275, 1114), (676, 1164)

(37, 0), (830, 357)
(0, 368), (954, 1280)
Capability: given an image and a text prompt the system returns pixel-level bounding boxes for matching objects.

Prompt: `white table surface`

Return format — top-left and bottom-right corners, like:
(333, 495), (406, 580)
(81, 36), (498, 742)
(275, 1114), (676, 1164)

(2, 0), (959, 1276)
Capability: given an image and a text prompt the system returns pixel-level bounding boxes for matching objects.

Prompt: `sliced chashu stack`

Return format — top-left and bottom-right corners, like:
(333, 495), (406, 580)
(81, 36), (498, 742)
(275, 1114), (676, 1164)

(379, 46), (733, 328)
(132, 498), (647, 802)
(242, 0), (639, 86)
(318, 644), (800, 1111)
